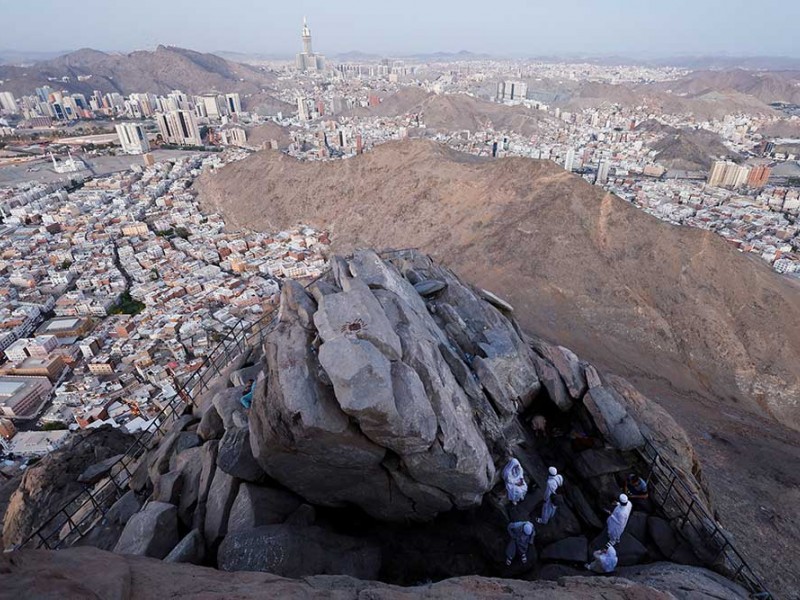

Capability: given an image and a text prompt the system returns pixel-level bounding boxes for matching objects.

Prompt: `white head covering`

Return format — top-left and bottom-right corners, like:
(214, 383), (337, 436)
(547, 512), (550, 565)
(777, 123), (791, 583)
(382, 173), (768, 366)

(619, 493), (629, 504)
(548, 466), (558, 476)
(523, 522), (534, 535)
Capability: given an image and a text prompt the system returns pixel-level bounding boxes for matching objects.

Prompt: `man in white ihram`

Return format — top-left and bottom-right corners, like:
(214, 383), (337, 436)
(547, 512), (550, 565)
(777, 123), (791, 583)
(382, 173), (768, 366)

(586, 544), (618, 573)
(606, 493), (632, 545)
(537, 466), (563, 524)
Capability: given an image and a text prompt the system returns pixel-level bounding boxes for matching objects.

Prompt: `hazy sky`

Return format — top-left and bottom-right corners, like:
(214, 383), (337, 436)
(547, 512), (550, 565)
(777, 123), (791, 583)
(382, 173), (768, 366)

(2, 0), (799, 57)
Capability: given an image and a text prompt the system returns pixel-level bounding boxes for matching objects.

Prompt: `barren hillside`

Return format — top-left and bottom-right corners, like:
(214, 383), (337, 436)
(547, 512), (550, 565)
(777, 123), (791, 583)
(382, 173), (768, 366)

(0, 46), (281, 104)
(197, 140), (800, 429)
(350, 90), (554, 136)
(196, 140), (800, 594)
(650, 128), (741, 171)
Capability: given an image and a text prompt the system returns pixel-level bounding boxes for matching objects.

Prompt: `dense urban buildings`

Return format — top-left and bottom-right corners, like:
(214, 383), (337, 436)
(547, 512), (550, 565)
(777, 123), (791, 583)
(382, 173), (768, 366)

(0, 15), (797, 453)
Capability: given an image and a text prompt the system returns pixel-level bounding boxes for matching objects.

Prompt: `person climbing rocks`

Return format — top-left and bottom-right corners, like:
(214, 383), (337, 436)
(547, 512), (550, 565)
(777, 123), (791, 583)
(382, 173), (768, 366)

(536, 466), (564, 524)
(505, 520), (535, 566)
(502, 458), (528, 505)
(585, 543), (618, 574)
(606, 493), (632, 545)
(240, 378), (256, 409)
(624, 473), (651, 511)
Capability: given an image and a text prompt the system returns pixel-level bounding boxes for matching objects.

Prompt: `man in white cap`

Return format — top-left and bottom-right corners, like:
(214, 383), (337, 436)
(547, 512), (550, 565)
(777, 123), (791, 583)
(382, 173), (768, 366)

(586, 543), (618, 573)
(505, 520), (535, 566)
(536, 466), (564, 524)
(606, 493), (632, 545)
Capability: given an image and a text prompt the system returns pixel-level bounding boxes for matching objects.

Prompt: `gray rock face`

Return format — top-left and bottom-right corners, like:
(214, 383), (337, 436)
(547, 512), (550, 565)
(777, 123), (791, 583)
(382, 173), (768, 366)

(192, 440), (219, 531)
(230, 364), (261, 388)
(227, 483), (302, 533)
(113, 501), (179, 559)
(203, 468), (239, 550)
(147, 415), (198, 485)
(152, 469), (183, 505)
(212, 386), (248, 430)
(531, 338), (587, 399)
(217, 524), (381, 580)
(105, 490), (142, 526)
(532, 355), (573, 412)
(648, 516), (679, 558)
(77, 454), (124, 484)
(197, 405), (225, 441)
(217, 427), (265, 482)
(174, 446), (204, 527)
(249, 251), (508, 521)
(583, 385), (645, 450)
(164, 529), (205, 565)
(574, 448), (632, 478)
(541, 536), (589, 562)
(414, 279), (447, 296)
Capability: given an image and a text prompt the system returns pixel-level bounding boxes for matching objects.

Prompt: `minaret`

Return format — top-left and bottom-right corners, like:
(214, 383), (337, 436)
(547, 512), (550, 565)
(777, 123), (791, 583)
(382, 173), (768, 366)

(302, 17), (313, 55)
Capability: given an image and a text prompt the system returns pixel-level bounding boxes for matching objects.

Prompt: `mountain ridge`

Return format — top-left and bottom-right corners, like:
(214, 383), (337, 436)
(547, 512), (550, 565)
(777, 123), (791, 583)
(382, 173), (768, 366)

(0, 46), (285, 106)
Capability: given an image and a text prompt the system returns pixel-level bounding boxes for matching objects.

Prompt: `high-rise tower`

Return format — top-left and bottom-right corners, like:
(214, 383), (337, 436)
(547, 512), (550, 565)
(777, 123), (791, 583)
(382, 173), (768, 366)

(302, 17), (313, 55)
(296, 17), (325, 72)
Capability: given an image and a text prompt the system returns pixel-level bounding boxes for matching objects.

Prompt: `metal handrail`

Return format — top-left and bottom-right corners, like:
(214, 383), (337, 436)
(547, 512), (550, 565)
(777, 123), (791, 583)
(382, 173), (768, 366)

(639, 438), (772, 599)
(15, 247), (418, 551)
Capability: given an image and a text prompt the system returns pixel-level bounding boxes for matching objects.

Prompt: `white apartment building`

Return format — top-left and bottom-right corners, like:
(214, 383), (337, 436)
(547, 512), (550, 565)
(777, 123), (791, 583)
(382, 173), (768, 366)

(115, 122), (151, 155)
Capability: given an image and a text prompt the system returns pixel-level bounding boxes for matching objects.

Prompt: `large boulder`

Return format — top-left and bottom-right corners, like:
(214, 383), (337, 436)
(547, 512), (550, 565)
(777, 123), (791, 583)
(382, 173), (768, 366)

(77, 454), (124, 485)
(583, 385), (645, 450)
(192, 440), (219, 530)
(152, 470), (183, 505)
(216, 427), (265, 482)
(197, 405), (225, 441)
(530, 337), (587, 399)
(164, 529), (205, 565)
(212, 386), (248, 430)
(217, 524), (381, 579)
(227, 483), (302, 533)
(113, 501), (179, 559)
(648, 516), (679, 558)
(203, 468), (239, 550)
(540, 536), (589, 563)
(173, 446), (204, 527)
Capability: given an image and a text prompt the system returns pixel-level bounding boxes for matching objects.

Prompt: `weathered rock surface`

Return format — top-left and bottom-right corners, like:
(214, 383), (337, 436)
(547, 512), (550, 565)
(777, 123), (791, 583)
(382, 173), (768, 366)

(227, 483), (302, 533)
(248, 250), (557, 520)
(648, 516), (679, 559)
(1, 546), (752, 599)
(583, 384), (645, 451)
(77, 453), (125, 484)
(105, 490), (142, 526)
(113, 501), (179, 559)
(216, 426), (265, 482)
(217, 524), (381, 579)
(197, 404), (225, 441)
(203, 468), (239, 550)
(2, 427), (132, 548)
(164, 529), (205, 565)
(152, 469), (183, 505)
(541, 536), (589, 563)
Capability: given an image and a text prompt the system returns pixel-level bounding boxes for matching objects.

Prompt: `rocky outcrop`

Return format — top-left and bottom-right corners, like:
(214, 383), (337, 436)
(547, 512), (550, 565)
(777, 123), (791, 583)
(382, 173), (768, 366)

(18, 250), (751, 594)
(113, 501), (179, 559)
(217, 524), (381, 579)
(2, 427), (132, 548)
(1, 546), (751, 599)
(248, 250), (553, 520)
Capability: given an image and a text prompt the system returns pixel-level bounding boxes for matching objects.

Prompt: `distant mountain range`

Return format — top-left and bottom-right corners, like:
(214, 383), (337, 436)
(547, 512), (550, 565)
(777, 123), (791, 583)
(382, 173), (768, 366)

(0, 46), (285, 108)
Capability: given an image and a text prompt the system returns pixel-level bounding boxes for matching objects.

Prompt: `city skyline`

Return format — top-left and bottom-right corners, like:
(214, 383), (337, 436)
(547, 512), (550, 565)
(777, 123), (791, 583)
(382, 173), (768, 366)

(2, 0), (800, 58)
